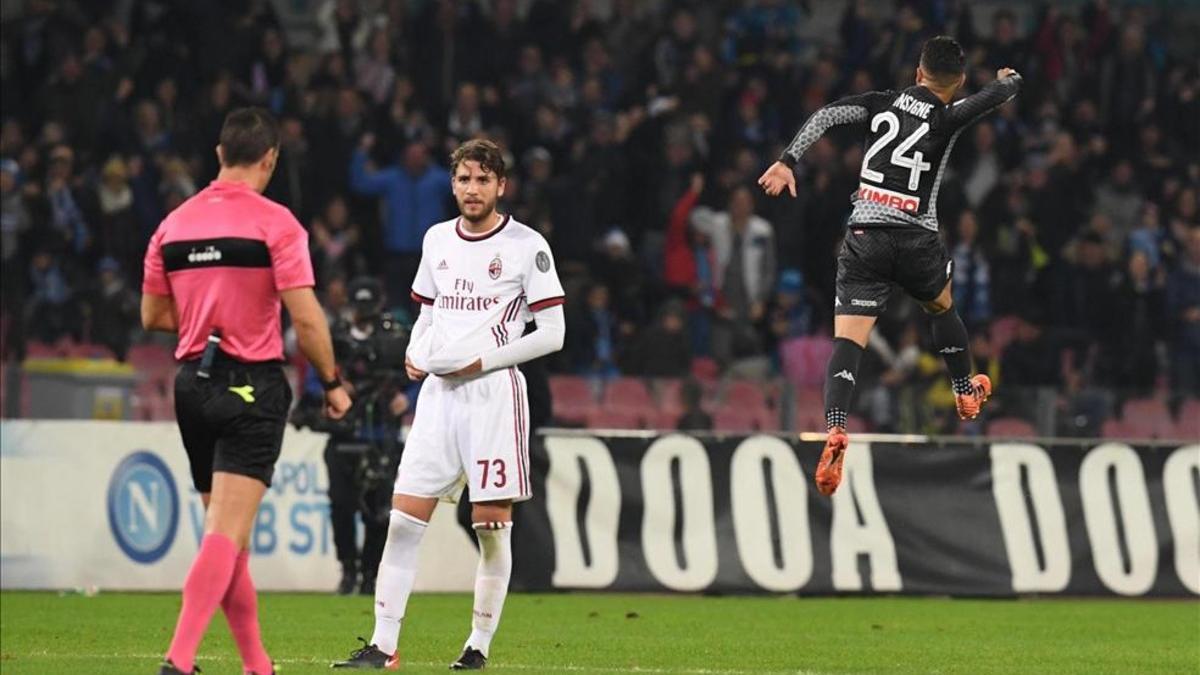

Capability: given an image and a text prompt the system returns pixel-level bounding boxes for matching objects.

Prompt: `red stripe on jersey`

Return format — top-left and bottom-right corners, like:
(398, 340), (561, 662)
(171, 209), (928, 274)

(528, 296), (565, 312)
(411, 290), (435, 305)
(456, 215), (510, 242)
(507, 368), (526, 495)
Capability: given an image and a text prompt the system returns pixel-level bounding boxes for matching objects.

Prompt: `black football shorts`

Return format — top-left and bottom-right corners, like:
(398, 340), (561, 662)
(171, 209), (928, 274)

(174, 357), (292, 492)
(834, 226), (953, 316)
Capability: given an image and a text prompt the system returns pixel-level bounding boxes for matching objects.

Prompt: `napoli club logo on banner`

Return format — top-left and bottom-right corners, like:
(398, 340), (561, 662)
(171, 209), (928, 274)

(489, 255), (503, 280)
(107, 451), (180, 564)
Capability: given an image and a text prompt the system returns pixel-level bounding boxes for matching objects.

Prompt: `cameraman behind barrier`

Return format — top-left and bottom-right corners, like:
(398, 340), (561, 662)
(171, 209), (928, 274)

(294, 277), (417, 595)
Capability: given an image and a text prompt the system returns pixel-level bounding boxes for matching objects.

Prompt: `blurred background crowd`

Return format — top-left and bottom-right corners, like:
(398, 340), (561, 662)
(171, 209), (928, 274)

(1, 0), (1198, 438)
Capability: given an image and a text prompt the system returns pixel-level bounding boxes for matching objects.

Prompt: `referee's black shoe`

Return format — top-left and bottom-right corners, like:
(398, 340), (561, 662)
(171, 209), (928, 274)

(158, 659), (199, 674)
(449, 647), (487, 670)
(331, 637), (399, 669)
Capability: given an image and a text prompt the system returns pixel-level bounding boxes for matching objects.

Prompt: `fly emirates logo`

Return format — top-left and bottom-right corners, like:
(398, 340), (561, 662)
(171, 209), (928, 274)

(437, 278), (501, 312)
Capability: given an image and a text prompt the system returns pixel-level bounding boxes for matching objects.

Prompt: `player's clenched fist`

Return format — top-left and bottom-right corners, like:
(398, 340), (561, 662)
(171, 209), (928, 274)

(996, 67), (1019, 80)
(758, 161), (797, 198)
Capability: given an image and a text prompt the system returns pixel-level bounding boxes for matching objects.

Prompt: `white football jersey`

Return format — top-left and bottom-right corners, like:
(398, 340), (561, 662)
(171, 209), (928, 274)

(408, 215), (564, 372)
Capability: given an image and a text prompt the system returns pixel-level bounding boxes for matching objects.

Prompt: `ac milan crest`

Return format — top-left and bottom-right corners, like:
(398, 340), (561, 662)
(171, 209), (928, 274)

(488, 255), (502, 280)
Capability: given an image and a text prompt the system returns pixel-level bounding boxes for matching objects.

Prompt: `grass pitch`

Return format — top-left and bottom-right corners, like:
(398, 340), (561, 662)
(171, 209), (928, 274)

(0, 591), (1196, 674)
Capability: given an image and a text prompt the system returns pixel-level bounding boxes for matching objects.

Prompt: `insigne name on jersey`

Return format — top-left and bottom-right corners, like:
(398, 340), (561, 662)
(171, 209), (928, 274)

(892, 93), (934, 119)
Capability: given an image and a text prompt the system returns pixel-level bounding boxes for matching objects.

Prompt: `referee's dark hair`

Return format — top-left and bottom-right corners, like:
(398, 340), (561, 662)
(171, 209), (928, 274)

(218, 107), (281, 167)
(450, 138), (507, 180)
(919, 36), (966, 85)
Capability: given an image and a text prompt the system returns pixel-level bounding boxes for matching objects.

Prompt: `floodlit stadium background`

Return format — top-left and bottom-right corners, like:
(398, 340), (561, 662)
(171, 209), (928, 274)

(0, 1), (1197, 673)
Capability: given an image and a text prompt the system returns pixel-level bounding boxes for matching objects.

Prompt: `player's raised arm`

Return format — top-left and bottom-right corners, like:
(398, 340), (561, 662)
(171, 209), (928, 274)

(945, 69), (1023, 128)
(759, 91), (886, 198)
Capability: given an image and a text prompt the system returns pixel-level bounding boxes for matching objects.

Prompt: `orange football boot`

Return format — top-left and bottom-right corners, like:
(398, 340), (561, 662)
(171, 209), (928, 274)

(815, 426), (849, 496)
(955, 374), (992, 420)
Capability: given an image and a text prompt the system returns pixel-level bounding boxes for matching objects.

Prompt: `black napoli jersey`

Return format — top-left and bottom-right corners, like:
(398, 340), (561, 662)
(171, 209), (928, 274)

(780, 75), (1021, 231)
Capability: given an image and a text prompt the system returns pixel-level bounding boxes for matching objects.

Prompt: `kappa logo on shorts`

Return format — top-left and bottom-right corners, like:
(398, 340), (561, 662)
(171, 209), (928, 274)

(489, 255), (503, 280)
(834, 370), (857, 384)
(107, 451), (180, 564)
(939, 346), (965, 354)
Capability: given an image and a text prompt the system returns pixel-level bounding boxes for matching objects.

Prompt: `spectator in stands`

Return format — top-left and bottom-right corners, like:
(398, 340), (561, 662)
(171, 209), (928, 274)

(951, 210), (992, 329)
(591, 227), (649, 328)
(25, 249), (78, 344)
(690, 185), (776, 372)
(1, 158), (30, 295)
(0, 1), (1197, 435)
(1051, 230), (1120, 349)
(92, 156), (142, 286)
(565, 282), (621, 380)
(769, 268), (816, 345)
(624, 299), (691, 378)
(1106, 251), (1164, 395)
(1093, 160), (1144, 238)
(311, 195), (365, 285)
(349, 134), (449, 305)
(1166, 227), (1200, 408)
(675, 379), (712, 432)
(43, 145), (91, 258)
(86, 257), (139, 361)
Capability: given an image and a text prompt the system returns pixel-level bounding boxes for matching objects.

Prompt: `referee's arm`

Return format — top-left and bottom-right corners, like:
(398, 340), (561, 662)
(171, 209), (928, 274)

(141, 294), (179, 332)
(282, 288), (339, 383)
(141, 227), (178, 332)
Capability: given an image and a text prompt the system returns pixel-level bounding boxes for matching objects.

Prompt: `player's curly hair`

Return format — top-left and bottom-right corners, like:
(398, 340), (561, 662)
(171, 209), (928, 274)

(920, 36), (966, 84)
(450, 139), (507, 180)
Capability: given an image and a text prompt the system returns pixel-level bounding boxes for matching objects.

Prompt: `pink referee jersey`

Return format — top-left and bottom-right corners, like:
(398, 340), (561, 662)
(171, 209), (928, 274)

(142, 180), (315, 362)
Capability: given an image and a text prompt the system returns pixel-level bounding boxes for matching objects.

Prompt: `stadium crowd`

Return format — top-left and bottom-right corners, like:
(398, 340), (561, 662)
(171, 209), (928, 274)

(1, 0), (1198, 436)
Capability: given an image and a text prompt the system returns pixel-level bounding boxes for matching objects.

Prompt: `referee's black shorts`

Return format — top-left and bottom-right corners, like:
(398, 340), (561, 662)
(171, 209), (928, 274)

(835, 225), (953, 317)
(174, 354), (293, 492)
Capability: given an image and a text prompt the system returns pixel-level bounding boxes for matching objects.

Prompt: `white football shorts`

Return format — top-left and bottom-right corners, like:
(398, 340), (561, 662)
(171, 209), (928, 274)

(394, 367), (532, 503)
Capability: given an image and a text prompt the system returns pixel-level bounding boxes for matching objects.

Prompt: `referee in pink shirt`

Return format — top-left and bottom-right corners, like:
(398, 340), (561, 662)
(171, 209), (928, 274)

(141, 107), (351, 675)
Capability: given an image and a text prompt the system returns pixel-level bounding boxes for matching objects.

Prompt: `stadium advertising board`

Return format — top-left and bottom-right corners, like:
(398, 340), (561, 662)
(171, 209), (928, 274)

(2, 422), (1195, 597)
(511, 434), (1199, 597)
(0, 421), (476, 592)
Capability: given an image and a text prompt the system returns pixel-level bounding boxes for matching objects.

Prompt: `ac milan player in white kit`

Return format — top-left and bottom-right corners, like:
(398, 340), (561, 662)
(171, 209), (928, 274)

(333, 139), (565, 671)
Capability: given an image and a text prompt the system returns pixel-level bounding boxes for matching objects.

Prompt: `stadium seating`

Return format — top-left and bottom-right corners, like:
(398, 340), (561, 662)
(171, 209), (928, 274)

(602, 377), (655, 414)
(987, 417), (1037, 437)
(586, 408), (645, 430)
(549, 375), (594, 425)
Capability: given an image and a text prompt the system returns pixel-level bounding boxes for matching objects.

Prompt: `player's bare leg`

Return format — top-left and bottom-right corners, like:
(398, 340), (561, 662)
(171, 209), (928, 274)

(452, 499), (515, 670)
(163, 472), (269, 675)
(333, 494), (436, 670)
(920, 282), (991, 420)
(819, 315), (876, 496)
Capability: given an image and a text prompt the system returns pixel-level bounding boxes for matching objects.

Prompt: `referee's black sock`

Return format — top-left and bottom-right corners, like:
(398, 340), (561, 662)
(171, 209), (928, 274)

(930, 307), (975, 396)
(824, 337), (864, 430)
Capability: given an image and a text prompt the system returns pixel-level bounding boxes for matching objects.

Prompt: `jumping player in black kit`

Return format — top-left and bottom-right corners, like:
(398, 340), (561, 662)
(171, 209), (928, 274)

(759, 36), (1021, 496)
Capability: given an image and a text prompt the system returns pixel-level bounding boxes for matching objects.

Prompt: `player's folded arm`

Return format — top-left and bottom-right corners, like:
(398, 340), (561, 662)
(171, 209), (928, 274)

(478, 303), (565, 372)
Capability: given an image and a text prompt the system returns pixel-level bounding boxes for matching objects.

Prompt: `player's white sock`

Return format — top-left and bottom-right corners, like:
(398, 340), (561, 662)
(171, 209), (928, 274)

(465, 521), (513, 658)
(370, 509), (427, 656)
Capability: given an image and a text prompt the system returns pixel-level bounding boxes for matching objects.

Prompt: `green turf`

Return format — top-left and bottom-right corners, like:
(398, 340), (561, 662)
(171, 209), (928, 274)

(1, 591), (1196, 674)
